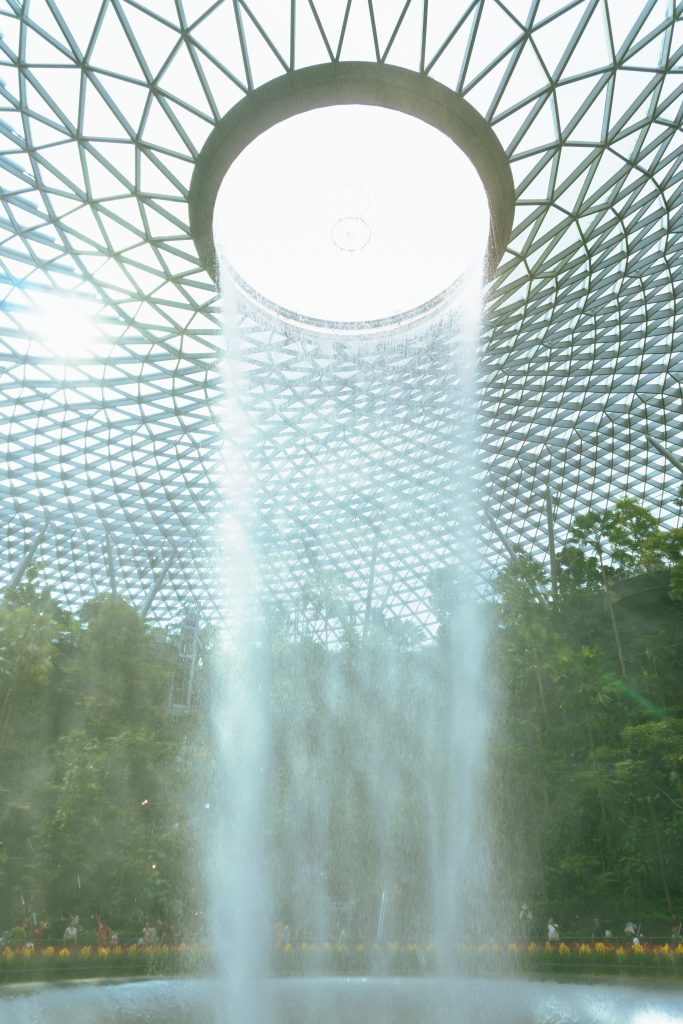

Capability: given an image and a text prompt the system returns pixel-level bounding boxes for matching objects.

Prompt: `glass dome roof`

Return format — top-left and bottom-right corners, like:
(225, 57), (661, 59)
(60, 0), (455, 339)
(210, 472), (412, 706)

(0, 0), (681, 635)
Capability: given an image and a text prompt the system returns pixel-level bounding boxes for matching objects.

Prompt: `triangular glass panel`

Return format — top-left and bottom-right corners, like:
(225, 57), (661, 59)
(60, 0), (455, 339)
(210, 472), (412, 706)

(24, 4), (71, 63)
(555, 74), (604, 134)
(24, 112), (69, 150)
(338, 0), (377, 62)
(140, 97), (187, 154)
(143, 203), (185, 239)
(188, 4), (248, 88)
(624, 31), (667, 71)
(427, 7), (477, 88)
(238, 7), (289, 86)
(242, 0), (292, 66)
(90, 76), (149, 138)
(514, 94), (559, 156)
(608, 68), (655, 130)
(533, 2), (589, 80)
(561, 1), (612, 79)
(555, 165), (593, 214)
(83, 78), (130, 140)
(626, 0), (671, 59)
(83, 150), (129, 200)
(100, 214), (146, 255)
(31, 66), (82, 130)
(125, 0), (180, 25)
(568, 79), (610, 143)
(499, 0), (534, 26)
(90, 141), (136, 191)
(379, 0), (423, 68)
(497, 41), (549, 114)
(492, 98), (538, 151)
(584, 146), (625, 201)
(157, 43), (214, 118)
(164, 99), (212, 153)
(307, 0), (349, 60)
(465, 62), (509, 119)
(466, 1), (521, 84)
(60, 204), (106, 246)
(89, 2), (145, 81)
(118, 3), (182, 81)
(22, 80), (68, 132)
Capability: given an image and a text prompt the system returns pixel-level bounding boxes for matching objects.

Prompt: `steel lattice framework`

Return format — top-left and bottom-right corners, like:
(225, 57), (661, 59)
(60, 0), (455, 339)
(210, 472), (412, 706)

(0, 0), (681, 634)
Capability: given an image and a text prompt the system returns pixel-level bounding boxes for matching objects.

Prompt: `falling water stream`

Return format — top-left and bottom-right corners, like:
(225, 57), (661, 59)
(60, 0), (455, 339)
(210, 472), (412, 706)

(2, 293), (683, 1024)
(3, 156), (681, 1024)
(432, 261), (495, 964)
(206, 240), (498, 1020)
(208, 260), (272, 1024)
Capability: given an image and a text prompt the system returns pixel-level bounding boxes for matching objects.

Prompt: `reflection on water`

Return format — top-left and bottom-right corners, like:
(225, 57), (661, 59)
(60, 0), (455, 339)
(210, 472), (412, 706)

(1, 977), (683, 1024)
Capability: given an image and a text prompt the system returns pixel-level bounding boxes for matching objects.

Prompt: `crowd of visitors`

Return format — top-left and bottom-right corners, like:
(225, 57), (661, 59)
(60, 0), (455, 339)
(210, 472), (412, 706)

(1, 905), (680, 951)
(0, 913), (178, 950)
(518, 904), (682, 945)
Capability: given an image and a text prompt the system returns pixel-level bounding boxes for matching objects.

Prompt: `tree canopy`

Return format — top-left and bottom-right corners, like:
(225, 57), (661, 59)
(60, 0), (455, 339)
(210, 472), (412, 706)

(0, 495), (680, 940)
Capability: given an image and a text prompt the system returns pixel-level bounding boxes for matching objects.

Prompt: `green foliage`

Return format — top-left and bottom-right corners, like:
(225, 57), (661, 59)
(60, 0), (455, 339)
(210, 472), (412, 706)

(557, 545), (602, 594)
(0, 574), (199, 931)
(492, 498), (683, 913)
(641, 527), (683, 572)
(0, 495), (681, 943)
(69, 596), (170, 735)
(568, 498), (660, 575)
(493, 550), (549, 616)
(38, 728), (189, 921)
(670, 560), (683, 603)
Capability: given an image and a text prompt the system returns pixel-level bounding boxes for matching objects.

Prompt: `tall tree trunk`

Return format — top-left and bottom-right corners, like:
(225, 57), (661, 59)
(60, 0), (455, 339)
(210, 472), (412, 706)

(600, 562), (627, 678)
(585, 710), (612, 851)
(648, 798), (674, 918)
(0, 679), (17, 752)
(534, 663), (548, 724)
(531, 657), (550, 815)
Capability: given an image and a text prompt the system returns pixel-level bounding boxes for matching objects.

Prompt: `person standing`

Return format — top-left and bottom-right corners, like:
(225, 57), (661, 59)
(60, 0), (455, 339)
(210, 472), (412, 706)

(519, 904), (533, 942)
(63, 918), (78, 947)
(34, 919), (49, 950)
(547, 917), (560, 942)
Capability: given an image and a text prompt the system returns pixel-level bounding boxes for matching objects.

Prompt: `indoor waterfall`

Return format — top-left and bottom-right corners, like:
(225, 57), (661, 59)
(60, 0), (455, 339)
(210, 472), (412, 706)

(205, 230), (498, 1018)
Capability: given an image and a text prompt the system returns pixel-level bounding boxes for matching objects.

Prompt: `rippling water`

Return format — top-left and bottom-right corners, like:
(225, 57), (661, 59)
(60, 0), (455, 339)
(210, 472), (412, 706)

(1, 977), (683, 1024)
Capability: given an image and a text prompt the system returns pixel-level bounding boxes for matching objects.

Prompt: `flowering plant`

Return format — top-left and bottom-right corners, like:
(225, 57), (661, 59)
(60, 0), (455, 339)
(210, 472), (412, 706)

(0, 940), (680, 985)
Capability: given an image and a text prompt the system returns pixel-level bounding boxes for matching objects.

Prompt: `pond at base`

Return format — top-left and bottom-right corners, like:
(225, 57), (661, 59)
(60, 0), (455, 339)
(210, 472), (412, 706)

(1, 976), (682, 1023)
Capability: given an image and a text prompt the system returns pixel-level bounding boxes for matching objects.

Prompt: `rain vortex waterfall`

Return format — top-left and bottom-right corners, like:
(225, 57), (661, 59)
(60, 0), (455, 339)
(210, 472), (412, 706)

(432, 264), (495, 965)
(209, 259), (273, 1024)
(208, 255), (496, 1017)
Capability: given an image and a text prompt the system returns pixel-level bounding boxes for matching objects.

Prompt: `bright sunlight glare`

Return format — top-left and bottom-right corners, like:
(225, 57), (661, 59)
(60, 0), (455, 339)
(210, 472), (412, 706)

(20, 292), (104, 359)
(213, 105), (490, 327)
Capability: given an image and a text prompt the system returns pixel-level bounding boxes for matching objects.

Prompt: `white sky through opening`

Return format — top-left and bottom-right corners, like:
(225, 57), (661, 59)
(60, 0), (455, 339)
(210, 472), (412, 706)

(213, 105), (490, 326)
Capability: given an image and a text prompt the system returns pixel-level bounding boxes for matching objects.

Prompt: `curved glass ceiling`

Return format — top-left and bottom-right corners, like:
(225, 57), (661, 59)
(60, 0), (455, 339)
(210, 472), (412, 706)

(0, 0), (681, 636)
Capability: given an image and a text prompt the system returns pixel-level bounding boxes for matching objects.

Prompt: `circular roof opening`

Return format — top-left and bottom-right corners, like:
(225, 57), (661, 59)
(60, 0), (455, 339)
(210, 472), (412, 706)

(212, 105), (489, 329)
(190, 62), (515, 335)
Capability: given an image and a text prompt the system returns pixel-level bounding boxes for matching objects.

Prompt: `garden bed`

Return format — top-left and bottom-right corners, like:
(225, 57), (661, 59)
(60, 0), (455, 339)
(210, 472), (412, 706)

(0, 944), (211, 985)
(271, 940), (683, 978)
(1, 941), (682, 985)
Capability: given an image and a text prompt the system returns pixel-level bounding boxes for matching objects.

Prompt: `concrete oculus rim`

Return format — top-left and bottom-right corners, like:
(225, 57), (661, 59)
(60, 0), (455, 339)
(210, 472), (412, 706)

(189, 62), (515, 334)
